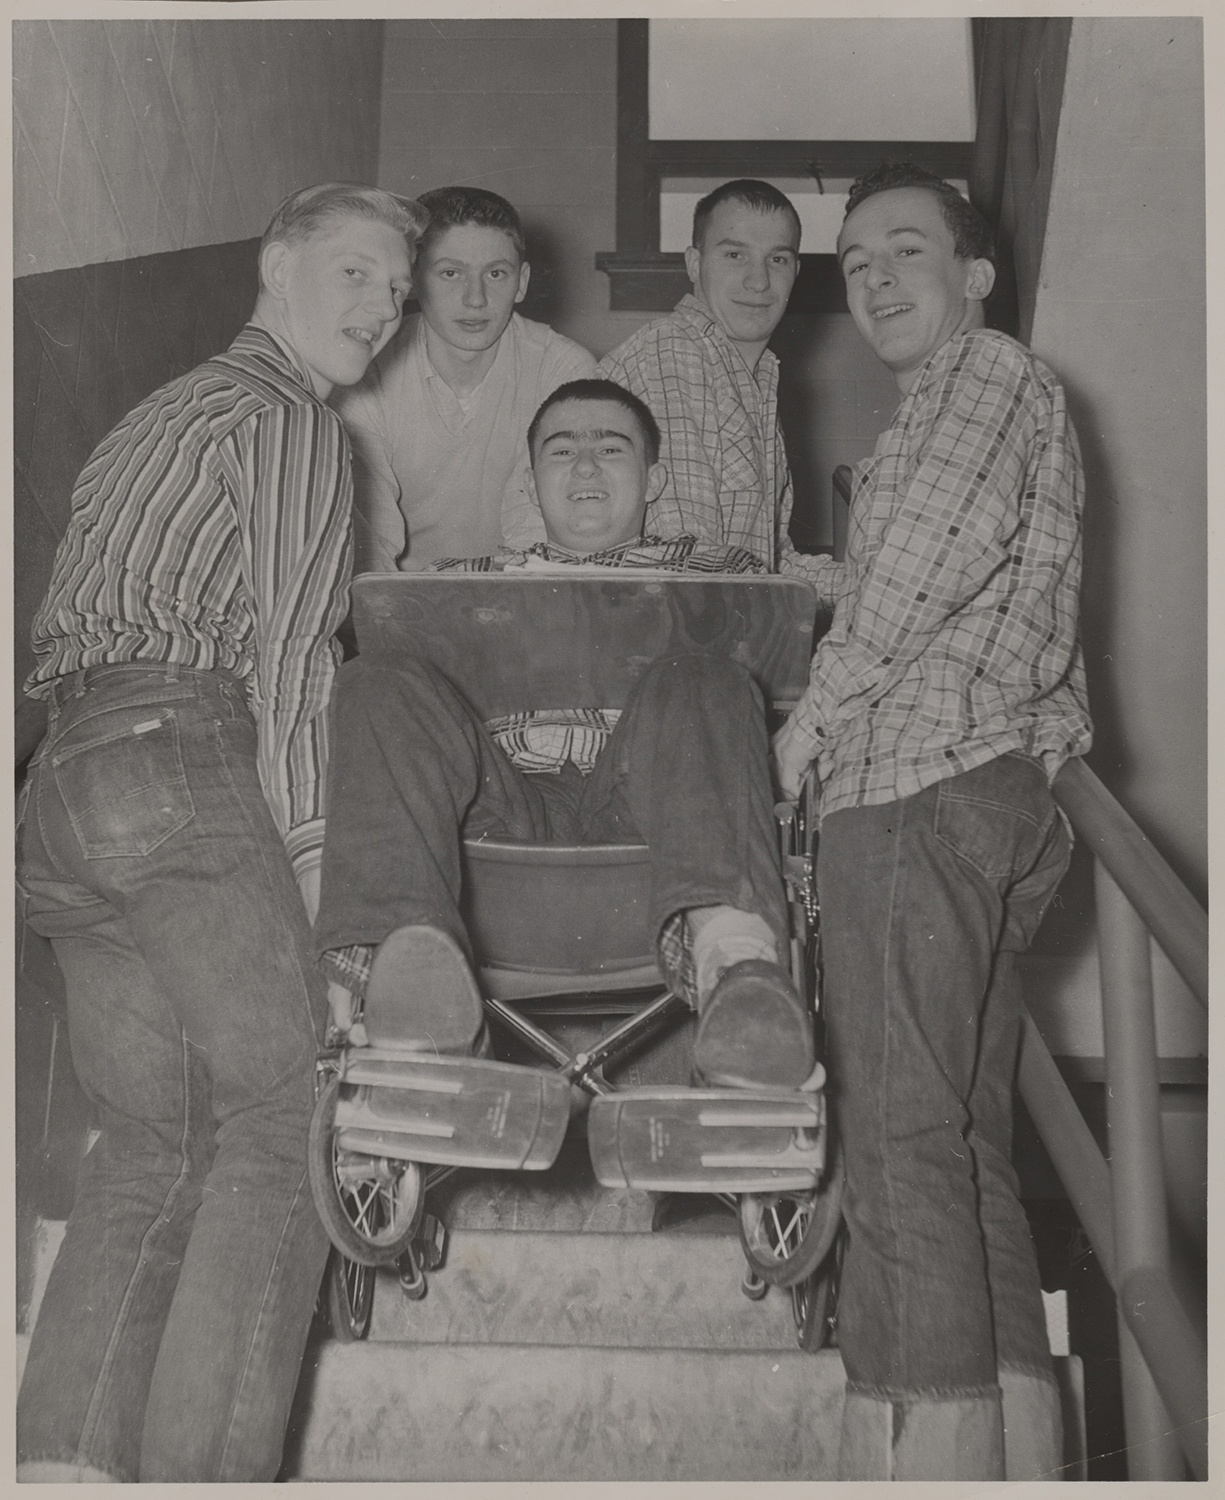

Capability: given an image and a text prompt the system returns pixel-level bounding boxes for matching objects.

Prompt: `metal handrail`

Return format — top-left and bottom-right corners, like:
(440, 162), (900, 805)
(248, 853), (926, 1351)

(1053, 757), (1207, 1008)
(1021, 756), (1207, 1480)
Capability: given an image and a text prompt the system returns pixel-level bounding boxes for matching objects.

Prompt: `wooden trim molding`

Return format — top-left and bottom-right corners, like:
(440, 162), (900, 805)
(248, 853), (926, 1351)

(595, 251), (849, 314)
(615, 20), (654, 253)
(647, 139), (974, 182)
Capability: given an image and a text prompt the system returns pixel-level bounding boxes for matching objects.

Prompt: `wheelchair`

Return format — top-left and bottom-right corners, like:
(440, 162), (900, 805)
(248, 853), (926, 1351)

(309, 572), (845, 1351)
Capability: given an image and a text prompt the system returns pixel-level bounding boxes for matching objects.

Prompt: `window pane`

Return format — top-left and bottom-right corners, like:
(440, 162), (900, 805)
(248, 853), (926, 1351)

(649, 19), (976, 142)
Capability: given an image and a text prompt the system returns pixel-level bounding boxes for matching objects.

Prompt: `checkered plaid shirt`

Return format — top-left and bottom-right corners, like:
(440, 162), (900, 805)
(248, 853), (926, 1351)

(790, 329), (1092, 818)
(598, 296), (815, 575)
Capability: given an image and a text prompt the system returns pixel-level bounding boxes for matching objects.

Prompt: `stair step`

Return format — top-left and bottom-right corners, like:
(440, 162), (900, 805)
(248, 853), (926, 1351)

(282, 1342), (844, 1481)
(361, 1228), (798, 1348)
(424, 1132), (662, 1231)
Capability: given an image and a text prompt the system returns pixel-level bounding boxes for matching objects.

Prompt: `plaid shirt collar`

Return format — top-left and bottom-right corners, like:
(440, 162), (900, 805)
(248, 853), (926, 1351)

(520, 534), (688, 566)
(671, 294), (780, 380)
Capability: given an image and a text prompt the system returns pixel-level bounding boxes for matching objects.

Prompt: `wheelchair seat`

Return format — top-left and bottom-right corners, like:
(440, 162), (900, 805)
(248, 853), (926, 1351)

(463, 838), (658, 1000)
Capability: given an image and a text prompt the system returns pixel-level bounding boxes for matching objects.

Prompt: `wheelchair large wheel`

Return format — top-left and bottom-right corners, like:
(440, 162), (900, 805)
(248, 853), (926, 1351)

(325, 1249), (375, 1343)
(791, 1224), (845, 1352)
(309, 1077), (425, 1267)
(738, 1135), (844, 1288)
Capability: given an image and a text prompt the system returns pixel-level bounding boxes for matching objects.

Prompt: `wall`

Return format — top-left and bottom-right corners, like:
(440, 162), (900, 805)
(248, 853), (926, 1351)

(376, 18), (895, 545)
(1030, 17), (1206, 899)
(14, 19), (384, 275)
(650, 18), (975, 141)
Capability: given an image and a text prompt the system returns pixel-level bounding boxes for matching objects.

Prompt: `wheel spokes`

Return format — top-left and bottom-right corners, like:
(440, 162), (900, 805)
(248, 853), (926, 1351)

(763, 1195), (811, 1261)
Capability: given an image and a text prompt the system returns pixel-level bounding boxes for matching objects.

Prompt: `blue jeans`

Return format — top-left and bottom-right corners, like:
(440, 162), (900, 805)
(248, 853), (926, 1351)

(16, 664), (329, 1481)
(817, 753), (1072, 1403)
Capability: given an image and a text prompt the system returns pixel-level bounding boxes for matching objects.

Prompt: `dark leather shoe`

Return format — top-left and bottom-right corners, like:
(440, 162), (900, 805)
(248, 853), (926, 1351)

(693, 959), (814, 1089)
(363, 925), (486, 1055)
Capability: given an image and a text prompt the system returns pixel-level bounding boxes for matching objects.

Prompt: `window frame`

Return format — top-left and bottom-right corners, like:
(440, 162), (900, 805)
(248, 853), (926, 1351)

(598, 19), (976, 312)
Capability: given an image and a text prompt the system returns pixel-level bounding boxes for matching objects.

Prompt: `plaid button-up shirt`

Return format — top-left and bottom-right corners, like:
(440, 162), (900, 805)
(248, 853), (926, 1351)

(790, 329), (1092, 819)
(598, 295), (813, 574)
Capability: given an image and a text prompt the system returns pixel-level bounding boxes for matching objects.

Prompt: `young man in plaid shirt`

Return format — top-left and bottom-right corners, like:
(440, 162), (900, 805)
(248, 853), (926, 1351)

(598, 179), (815, 575)
(774, 164), (1093, 1481)
(314, 379), (816, 1092)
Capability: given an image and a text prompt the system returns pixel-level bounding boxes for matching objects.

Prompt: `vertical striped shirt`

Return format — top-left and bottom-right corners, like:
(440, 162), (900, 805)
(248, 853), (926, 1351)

(788, 329), (1092, 818)
(27, 324), (353, 878)
(598, 294), (809, 573)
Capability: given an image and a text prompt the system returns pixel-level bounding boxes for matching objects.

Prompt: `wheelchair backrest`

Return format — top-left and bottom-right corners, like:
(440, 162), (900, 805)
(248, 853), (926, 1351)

(351, 573), (820, 715)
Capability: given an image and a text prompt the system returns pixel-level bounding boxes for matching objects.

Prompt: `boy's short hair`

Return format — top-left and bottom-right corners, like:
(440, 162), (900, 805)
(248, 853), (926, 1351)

(259, 183), (429, 271)
(844, 162), (995, 264)
(417, 185), (527, 261)
(527, 379), (662, 467)
(692, 179), (802, 252)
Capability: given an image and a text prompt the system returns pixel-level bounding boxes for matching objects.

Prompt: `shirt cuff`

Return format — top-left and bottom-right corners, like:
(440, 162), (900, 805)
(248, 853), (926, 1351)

(287, 818), (325, 883)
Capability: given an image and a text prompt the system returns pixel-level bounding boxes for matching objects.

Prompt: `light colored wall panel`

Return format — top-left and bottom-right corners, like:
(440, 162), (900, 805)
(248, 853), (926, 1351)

(1030, 17), (1206, 896)
(650, 19), (975, 141)
(14, 19), (384, 275)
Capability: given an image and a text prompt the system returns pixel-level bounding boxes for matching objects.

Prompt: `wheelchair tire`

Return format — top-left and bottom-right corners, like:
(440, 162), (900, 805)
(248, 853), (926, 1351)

(738, 1133), (844, 1289)
(791, 1226), (845, 1352)
(309, 1076), (425, 1267)
(325, 1250), (375, 1343)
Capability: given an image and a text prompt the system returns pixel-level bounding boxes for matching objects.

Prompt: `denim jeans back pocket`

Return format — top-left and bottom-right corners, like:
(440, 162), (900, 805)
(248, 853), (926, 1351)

(933, 757), (1052, 883)
(52, 707), (195, 858)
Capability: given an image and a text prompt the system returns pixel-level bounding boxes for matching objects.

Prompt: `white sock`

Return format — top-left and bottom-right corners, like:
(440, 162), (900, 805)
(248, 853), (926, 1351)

(689, 905), (778, 1005)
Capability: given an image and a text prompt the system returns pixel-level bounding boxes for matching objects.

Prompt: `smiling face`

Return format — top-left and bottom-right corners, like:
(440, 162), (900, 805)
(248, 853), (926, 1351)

(684, 201), (800, 365)
(414, 223), (530, 356)
(528, 397), (667, 554)
(837, 186), (994, 392)
(259, 215), (413, 398)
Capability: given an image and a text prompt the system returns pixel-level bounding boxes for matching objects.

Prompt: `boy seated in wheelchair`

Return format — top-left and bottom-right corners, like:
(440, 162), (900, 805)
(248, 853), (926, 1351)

(313, 378), (816, 1093)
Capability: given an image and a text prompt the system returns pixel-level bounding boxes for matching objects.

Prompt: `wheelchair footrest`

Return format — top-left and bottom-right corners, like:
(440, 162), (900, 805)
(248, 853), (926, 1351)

(333, 1052), (571, 1171)
(588, 1085), (825, 1193)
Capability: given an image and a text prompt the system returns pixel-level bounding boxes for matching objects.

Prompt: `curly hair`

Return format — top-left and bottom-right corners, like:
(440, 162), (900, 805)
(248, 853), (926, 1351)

(843, 162), (994, 263)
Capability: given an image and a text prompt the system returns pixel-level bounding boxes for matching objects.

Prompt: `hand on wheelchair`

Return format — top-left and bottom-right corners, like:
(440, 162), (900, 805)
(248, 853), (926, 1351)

(771, 714), (817, 803)
(326, 980), (367, 1049)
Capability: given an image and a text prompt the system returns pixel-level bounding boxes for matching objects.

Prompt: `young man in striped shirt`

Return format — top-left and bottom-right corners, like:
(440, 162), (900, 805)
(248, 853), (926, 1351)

(314, 379), (816, 1092)
(17, 183), (426, 1482)
(774, 163), (1093, 1481)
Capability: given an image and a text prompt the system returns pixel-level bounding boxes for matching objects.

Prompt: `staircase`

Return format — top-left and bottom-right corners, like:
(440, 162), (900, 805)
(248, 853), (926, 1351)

(279, 1133), (847, 1481)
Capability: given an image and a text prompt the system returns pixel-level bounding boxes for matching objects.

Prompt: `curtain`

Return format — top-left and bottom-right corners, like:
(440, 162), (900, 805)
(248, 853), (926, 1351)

(970, 18), (1073, 343)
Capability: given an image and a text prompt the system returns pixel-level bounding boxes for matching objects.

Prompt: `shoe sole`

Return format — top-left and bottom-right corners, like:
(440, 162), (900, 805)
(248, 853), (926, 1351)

(693, 960), (814, 1089)
(363, 925), (485, 1054)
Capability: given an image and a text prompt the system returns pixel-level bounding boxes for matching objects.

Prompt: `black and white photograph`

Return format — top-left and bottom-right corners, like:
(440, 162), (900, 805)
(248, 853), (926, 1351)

(11, 6), (1209, 1484)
